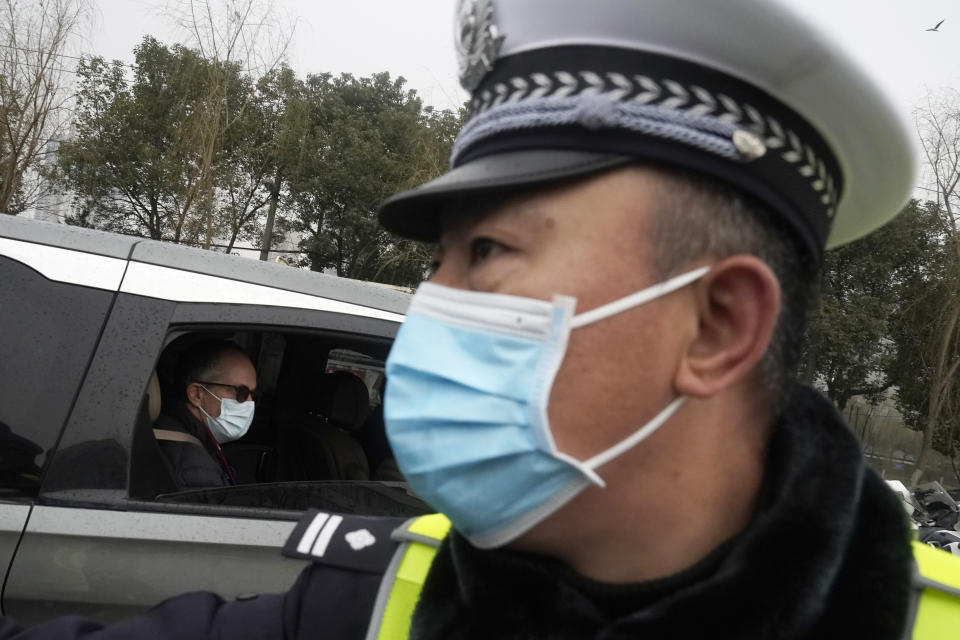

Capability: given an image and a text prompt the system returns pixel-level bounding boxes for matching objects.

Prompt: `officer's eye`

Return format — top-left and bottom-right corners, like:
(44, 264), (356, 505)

(469, 237), (504, 264)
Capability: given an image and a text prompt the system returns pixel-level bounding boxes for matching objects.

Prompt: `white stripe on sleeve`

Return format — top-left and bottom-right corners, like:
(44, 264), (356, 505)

(311, 515), (344, 557)
(296, 512), (330, 554)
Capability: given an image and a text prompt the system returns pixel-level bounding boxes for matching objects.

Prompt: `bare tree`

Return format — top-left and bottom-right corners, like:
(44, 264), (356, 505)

(910, 90), (960, 486)
(173, 0), (292, 79)
(165, 0), (293, 248)
(0, 0), (89, 214)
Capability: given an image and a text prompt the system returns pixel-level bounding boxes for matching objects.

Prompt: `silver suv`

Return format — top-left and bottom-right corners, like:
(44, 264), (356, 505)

(0, 216), (425, 624)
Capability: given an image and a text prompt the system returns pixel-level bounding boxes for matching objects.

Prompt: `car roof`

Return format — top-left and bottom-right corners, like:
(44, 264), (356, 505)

(0, 214), (137, 259)
(1, 216), (412, 315)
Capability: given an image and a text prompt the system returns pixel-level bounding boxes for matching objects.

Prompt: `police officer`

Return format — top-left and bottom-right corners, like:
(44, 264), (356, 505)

(3, 0), (960, 638)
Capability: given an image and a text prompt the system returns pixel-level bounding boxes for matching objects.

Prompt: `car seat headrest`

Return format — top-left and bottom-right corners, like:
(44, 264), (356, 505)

(316, 371), (370, 432)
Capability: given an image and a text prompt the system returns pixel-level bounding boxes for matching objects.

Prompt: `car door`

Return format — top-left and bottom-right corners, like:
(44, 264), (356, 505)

(3, 244), (408, 624)
(0, 220), (129, 616)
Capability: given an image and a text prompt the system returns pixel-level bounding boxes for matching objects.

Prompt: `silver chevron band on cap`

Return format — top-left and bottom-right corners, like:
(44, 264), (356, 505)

(454, 67), (841, 219)
(451, 94), (743, 167)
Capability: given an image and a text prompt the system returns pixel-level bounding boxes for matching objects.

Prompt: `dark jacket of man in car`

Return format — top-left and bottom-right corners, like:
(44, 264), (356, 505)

(153, 403), (232, 489)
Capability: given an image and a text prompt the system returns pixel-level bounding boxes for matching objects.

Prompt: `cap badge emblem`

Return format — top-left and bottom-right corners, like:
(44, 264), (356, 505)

(455, 0), (504, 92)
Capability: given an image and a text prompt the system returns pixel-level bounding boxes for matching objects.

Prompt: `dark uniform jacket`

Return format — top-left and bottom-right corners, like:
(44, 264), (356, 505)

(0, 387), (915, 639)
(154, 403), (230, 489)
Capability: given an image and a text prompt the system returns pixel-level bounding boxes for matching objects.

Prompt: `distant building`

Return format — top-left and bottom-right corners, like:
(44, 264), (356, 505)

(19, 140), (71, 223)
(217, 228), (306, 267)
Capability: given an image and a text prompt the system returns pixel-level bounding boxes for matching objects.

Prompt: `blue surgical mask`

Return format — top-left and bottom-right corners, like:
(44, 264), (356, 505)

(384, 266), (709, 548)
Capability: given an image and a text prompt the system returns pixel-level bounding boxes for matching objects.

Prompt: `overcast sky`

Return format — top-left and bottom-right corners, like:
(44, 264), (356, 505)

(85, 0), (960, 115)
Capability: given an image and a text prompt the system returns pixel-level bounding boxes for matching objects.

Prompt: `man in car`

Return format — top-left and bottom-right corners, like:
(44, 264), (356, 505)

(154, 339), (256, 488)
(2, 1), (960, 638)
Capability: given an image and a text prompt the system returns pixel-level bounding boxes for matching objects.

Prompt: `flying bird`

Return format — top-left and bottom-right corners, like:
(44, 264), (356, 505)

(927, 19), (945, 32)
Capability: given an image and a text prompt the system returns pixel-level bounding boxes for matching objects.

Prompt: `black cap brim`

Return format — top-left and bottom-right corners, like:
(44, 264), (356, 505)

(378, 150), (631, 241)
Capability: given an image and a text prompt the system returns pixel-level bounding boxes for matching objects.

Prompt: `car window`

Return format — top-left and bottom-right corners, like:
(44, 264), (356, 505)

(0, 256), (113, 498)
(133, 326), (425, 518)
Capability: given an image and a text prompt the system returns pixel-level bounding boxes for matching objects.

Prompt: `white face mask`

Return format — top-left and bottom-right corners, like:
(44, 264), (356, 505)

(198, 385), (255, 444)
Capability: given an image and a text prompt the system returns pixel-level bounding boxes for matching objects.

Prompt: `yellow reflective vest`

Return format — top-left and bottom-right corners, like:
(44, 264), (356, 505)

(367, 514), (960, 640)
(365, 513), (452, 640)
(909, 541), (960, 638)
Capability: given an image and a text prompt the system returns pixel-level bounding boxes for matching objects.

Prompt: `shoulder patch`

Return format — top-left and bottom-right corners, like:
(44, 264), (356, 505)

(282, 509), (406, 574)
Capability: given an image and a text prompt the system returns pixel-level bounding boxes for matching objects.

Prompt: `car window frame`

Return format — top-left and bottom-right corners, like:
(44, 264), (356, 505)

(39, 291), (403, 521)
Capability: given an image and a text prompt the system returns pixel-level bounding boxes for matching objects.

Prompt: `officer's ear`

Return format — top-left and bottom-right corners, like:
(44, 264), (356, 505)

(673, 255), (780, 398)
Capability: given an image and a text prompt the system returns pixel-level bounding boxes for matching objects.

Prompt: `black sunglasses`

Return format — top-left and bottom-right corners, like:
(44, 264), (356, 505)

(195, 381), (256, 403)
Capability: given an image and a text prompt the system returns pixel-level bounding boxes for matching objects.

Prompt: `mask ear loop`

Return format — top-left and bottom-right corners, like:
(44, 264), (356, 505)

(582, 396), (686, 473)
(195, 384), (223, 415)
(569, 266), (710, 329)
(564, 266), (709, 479)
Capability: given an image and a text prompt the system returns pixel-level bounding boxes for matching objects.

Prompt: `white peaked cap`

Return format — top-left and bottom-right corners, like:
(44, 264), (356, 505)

(380, 0), (917, 260)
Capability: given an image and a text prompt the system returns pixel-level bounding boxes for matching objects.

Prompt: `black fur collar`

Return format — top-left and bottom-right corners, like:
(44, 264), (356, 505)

(410, 387), (913, 639)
